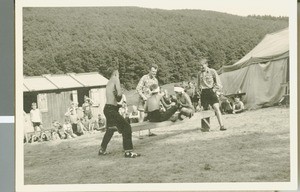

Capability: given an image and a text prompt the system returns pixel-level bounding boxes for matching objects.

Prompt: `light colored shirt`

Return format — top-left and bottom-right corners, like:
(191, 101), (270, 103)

(30, 108), (41, 123)
(197, 68), (222, 90)
(233, 101), (244, 110)
(136, 74), (158, 100)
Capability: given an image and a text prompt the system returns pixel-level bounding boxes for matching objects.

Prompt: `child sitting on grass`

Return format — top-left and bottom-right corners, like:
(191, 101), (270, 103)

(232, 96), (245, 114)
(51, 120), (62, 140)
(129, 105), (140, 124)
(63, 118), (77, 138)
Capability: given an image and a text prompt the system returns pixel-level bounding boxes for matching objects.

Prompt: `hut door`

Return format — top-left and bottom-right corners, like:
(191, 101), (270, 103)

(23, 92), (37, 113)
(77, 88), (90, 107)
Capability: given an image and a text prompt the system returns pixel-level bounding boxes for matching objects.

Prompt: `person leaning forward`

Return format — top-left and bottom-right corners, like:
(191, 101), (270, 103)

(98, 68), (140, 158)
(196, 58), (226, 131)
(136, 64), (159, 136)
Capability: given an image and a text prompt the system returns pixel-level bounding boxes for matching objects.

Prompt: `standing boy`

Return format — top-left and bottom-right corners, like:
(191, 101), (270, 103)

(99, 69), (140, 158)
(136, 64), (159, 136)
(196, 59), (226, 131)
(30, 102), (43, 135)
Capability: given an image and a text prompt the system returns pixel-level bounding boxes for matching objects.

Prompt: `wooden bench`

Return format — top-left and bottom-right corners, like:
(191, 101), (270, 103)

(224, 92), (246, 99)
(131, 110), (215, 133)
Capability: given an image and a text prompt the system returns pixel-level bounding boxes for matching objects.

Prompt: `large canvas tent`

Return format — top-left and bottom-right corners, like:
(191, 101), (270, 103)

(219, 28), (289, 109)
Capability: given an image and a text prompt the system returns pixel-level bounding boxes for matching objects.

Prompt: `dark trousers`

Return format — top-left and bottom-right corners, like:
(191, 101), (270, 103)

(148, 105), (178, 122)
(101, 104), (133, 151)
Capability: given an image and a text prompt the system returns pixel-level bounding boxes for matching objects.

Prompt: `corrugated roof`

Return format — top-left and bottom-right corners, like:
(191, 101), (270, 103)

(46, 74), (83, 89)
(72, 72), (109, 87)
(24, 76), (58, 91)
(23, 72), (108, 92)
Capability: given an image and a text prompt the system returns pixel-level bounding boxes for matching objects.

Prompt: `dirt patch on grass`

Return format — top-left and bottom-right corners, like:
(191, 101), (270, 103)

(24, 106), (290, 184)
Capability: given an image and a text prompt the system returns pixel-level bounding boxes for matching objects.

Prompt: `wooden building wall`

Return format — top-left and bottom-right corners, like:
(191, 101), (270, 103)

(41, 91), (72, 129)
(24, 87), (106, 131)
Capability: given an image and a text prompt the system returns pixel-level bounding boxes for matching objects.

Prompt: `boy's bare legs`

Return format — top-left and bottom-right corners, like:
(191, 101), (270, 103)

(212, 103), (226, 131)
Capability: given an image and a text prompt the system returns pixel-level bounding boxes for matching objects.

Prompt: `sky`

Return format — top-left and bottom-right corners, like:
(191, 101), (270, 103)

(22, 0), (290, 17)
(117, 0), (290, 17)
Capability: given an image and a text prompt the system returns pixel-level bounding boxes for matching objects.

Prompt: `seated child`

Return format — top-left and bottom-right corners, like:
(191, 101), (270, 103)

(77, 117), (89, 133)
(145, 84), (178, 122)
(97, 113), (106, 130)
(129, 105), (140, 124)
(174, 85), (195, 120)
(40, 131), (51, 142)
(232, 97), (245, 114)
(51, 120), (62, 140)
(62, 118), (77, 138)
(80, 115), (93, 133)
(219, 94), (233, 114)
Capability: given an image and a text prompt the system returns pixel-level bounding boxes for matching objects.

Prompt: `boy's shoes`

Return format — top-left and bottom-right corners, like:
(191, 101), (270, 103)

(124, 152), (141, 158)
(220, 126), (227, 131)
(98, 148), (109, 156)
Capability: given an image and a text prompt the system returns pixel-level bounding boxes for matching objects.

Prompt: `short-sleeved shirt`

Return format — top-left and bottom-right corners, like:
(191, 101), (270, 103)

(30, 109), (41, 123)
(197, 68), (222, 90)
(136, 74), (158, 99)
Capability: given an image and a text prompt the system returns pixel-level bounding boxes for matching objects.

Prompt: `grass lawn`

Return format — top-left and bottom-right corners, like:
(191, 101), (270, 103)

(24, 106), (290, 184)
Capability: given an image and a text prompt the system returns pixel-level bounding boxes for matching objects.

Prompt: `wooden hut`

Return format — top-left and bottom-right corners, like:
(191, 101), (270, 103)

(23, 72), (108, 130)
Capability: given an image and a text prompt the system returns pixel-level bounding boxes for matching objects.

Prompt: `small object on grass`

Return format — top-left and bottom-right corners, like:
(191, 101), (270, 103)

(204, 163), (211, 170)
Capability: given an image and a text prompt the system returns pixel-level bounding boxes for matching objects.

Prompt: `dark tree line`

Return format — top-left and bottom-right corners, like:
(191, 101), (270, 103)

(23, 7), (288, 90)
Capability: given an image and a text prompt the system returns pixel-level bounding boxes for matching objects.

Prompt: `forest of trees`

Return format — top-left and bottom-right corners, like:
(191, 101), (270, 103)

(23, 7), (288, 90)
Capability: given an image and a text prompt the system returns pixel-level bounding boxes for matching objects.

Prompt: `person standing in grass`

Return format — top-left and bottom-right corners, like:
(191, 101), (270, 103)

(136, 64), (159, 136)
(30, 102), (44, 135)
(196, 58), (226, 131)
(98, 68), (140, 158)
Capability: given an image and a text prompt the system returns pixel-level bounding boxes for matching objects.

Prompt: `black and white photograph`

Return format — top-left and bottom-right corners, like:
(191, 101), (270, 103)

(15, 0), (297, 191)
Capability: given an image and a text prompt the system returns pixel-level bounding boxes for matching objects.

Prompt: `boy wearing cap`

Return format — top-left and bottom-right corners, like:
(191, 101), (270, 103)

(145, 84), (178, 122)
(196, 59), (226, 131)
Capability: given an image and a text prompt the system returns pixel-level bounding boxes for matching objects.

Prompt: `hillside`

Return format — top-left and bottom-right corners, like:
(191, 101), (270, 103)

(23, 7), (288, 89)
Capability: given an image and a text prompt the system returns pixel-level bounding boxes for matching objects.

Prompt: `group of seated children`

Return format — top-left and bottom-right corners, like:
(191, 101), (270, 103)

(144, 84), (194, 122)
(24, 100), (107, 143)
(219, 94), (245, 114)
(117, 94), (140, 124)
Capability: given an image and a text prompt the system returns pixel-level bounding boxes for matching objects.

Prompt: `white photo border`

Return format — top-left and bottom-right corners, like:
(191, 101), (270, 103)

(15, 0), (298, 191)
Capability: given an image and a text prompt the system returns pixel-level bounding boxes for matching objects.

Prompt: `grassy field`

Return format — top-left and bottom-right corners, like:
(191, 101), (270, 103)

(24, 106), (290, 184)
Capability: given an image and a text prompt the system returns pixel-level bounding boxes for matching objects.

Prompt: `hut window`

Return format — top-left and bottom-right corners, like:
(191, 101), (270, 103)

(71, 90), (78, 104)
(37, 93), (48, 112)
(90, 89), (100, 106)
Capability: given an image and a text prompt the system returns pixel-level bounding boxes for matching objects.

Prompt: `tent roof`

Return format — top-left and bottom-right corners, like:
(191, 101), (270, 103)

(24, 72), (108, 92)
(221, 28), (289, 73)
